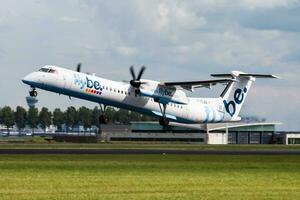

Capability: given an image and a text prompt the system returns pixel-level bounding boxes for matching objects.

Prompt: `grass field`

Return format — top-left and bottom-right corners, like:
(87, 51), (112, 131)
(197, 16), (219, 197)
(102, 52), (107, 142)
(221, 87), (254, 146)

(0, 142), (300, 150)
(0, 154), (299, 200)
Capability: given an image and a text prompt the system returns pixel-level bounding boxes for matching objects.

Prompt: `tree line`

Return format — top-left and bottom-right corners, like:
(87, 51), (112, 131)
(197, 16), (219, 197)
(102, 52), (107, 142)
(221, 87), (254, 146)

(0, 106), (154, 134)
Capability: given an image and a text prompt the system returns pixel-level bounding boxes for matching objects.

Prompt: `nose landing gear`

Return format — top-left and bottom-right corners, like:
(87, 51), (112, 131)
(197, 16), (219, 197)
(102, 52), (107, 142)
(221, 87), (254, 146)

(26, 87), (38, 107)
(29, 87), (38, 97)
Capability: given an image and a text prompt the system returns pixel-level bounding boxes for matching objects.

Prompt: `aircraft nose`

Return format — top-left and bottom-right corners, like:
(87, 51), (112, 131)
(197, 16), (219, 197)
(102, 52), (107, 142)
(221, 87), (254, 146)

(22, 73), (36, 85)
(22, 74), (31, 85)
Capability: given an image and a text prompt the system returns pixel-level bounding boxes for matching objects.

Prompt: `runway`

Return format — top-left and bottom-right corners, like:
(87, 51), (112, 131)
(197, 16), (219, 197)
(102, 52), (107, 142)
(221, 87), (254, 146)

(0, 149), (299, 155)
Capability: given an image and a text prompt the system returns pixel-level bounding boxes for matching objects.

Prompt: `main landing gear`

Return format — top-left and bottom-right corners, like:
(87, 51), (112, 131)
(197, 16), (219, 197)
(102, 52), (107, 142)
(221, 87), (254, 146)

(29, 87), (38, 97)
(158, 102), (169, 126)
(99, 104), (109, 124)
(159, 118), (169, 126)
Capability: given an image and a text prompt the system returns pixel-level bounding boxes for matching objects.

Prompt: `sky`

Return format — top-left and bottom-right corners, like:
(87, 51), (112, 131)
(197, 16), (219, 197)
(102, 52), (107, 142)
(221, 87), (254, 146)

(0, 0), (299, 130)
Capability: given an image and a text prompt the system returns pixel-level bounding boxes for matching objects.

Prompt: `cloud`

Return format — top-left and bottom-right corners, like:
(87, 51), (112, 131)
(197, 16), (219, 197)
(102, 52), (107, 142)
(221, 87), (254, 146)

(155, 3), (207, 30)
(114, 46), (138, 57)
(238, 0), (297, 9)
(245, 85), (300, 130)
(59, 16), (81, 23)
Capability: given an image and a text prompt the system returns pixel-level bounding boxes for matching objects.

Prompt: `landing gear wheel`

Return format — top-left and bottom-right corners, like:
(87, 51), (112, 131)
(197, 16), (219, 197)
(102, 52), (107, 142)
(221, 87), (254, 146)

(159, 118), (169, 126)
(135, 89), (141, 95)
(29, 90), (37, 97)
(99, 115), (109, 124)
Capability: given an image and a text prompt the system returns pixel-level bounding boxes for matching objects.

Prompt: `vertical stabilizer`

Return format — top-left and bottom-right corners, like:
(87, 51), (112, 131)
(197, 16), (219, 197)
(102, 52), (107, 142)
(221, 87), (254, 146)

(211, 71), (278, 121)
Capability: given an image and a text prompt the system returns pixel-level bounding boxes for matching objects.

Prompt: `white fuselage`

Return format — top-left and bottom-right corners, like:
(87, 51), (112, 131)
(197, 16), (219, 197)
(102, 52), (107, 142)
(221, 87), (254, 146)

(23, 66), (229, 124)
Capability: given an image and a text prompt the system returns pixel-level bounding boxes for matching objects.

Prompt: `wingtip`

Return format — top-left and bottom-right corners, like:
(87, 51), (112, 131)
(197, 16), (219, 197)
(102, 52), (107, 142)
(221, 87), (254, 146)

(272, 75), (281, 79)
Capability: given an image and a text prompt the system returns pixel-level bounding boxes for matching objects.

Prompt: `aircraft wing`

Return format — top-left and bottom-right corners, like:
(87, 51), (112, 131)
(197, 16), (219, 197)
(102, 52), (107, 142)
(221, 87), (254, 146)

(163, 78), (235, 91)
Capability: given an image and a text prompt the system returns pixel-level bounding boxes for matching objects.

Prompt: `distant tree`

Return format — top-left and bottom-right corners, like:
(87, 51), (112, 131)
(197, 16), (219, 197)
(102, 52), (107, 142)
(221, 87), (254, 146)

(106, 107), (117, 123)
(130, 111), (142, 122)
(141, 114), (155, 122)
(65, 107), (77, 132)
(38, 107), (52, 133)
(53, 108), (65, 130)
(92, 107), (155, 124)
(91, 107), (100, 128)
(15, 106), (27, 135)
(27, 107), (39, 134)
(0, 106), (15, 135)
(78, 106), (92, 131)
(115, 109), (131, 124)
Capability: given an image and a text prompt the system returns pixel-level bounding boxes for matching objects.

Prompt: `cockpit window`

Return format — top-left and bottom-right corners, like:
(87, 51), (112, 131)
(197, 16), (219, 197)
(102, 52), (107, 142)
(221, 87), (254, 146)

(38, 68), (56, 74)
(49, 69), (56, 73)
(39, 68), (50, 72)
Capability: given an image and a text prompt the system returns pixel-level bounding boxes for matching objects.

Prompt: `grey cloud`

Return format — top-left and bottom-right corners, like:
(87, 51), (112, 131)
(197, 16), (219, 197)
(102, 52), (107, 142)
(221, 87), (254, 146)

(240, 6), (300, 32)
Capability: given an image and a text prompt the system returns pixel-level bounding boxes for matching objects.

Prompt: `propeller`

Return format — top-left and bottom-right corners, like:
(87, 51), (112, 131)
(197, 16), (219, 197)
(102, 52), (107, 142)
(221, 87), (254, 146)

(76, 63), (82, 72)
(129, 65), (146, 89)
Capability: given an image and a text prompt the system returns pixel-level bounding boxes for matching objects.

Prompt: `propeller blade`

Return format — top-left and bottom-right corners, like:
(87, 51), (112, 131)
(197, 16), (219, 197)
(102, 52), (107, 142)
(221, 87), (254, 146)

(137, 66), (146, 80)
(77, 63), (82, 72)
(130, 65), (136, 80)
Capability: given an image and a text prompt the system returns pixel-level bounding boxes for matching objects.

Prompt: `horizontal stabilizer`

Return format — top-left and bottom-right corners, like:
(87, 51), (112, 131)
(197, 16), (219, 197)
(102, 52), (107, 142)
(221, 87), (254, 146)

(239, 74), (279, 79)
(211, 71), (279, 79)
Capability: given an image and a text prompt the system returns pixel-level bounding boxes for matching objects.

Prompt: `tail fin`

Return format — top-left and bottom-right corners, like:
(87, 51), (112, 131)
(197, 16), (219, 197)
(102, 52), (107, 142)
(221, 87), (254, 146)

(211, 71), (278, 121)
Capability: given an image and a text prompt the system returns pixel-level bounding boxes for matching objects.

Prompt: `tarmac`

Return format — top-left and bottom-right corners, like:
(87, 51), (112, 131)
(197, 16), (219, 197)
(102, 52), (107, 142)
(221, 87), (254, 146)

(0, 149), (299, 155)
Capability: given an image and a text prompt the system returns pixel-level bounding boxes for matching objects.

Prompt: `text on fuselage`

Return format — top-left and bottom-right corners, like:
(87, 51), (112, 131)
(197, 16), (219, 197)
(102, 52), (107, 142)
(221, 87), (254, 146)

(74, 74), (102, 95)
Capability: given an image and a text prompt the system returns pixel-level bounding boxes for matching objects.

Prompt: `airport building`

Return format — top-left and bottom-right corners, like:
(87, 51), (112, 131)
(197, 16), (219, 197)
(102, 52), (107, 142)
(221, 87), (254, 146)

(103, 121), (282, 145)
(277, 132), (300, 145)
(4, 121), (298, 145)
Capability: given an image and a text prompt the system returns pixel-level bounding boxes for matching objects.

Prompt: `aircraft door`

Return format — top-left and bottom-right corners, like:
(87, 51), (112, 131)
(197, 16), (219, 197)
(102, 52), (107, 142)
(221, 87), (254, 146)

(62, 72), (71, 89)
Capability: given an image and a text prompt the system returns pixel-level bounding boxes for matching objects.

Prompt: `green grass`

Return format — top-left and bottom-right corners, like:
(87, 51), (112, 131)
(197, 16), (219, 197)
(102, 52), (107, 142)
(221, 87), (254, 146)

(0, 154), (299, 200)
(0, 142), (300, 150)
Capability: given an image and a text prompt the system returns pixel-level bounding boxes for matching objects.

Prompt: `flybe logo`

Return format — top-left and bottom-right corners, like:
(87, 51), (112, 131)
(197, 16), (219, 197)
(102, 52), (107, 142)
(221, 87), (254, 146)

(74, 74), (103, 95)
(155, 87), (173, 97)
(223, 87), (247, 117)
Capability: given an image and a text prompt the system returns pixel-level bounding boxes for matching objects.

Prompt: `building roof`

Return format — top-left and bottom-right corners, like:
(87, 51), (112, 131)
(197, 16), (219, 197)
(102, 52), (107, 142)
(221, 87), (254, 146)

(132, 121), (281, 132)
(207, 122), (281, 132)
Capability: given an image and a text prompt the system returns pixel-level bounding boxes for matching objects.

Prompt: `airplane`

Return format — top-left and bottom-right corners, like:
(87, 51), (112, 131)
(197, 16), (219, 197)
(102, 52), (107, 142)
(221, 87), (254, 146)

(22, 64), (278, 126)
